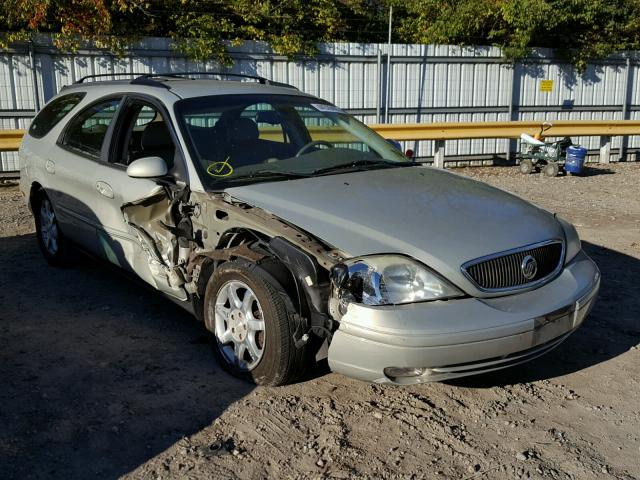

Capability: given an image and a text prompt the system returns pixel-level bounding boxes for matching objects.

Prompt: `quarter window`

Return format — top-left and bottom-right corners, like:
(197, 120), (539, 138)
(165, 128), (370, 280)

(62, 98), (121, 158)
(28, 93), (85, 139)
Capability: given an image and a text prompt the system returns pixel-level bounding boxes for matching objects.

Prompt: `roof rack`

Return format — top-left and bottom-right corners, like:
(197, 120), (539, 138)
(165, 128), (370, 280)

(75, 72), (163, 84)
(131, 72), (298, 90)
(73, 71), (297, 90)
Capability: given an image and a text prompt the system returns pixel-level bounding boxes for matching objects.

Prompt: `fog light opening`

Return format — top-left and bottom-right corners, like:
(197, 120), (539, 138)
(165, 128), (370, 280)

(383, 367), (426, 379)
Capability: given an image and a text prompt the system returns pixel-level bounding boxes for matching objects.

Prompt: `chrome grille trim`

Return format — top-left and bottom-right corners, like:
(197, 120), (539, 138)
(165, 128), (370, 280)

(461, 239), (565, 293)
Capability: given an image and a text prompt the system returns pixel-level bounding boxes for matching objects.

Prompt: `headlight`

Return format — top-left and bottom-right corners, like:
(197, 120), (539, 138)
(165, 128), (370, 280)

(556, 215), (581, 264)
(332, 255), (463, 306)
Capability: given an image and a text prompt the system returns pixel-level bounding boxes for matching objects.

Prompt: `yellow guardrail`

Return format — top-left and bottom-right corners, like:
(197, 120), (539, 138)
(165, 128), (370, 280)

(0, 130), (25, 152)
(369, 120), (640, 140)
(257, 120), (640, 142)
(3, 120), (640, 163)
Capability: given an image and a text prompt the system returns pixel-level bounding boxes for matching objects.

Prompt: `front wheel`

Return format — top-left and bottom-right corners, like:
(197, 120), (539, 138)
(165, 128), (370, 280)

(204, 261), (308, 386)
(34, 192), (74, 267)
(519, 159), (534, 174)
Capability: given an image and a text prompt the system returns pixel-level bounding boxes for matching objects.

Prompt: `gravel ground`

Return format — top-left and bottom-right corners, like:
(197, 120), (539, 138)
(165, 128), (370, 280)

(0, 163), (639, 480)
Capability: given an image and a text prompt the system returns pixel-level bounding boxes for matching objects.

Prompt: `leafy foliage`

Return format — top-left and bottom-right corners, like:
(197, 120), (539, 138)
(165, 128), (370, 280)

(1, 0), (639, 68)
(392, 0), (640, 69)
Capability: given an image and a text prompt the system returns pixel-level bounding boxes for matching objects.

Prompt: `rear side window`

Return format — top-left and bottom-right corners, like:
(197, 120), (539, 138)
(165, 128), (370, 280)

(28, 93), (85, 139)
(60, 98), (121, 158)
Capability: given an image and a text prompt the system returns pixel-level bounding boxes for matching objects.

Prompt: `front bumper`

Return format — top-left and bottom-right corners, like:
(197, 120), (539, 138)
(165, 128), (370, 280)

(327, 250), (600, 384)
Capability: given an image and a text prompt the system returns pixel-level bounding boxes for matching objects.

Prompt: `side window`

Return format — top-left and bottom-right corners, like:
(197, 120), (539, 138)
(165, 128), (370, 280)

(183, 112), (221, 128)
(295, 105), (371, 152)
(115, 102), (175, 168)
(29, 93), (85, 139)
(61, 98), (121, 158)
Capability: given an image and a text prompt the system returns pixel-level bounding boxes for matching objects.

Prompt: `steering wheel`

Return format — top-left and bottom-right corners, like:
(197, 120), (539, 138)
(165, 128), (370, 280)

(295, 140), (334, 157)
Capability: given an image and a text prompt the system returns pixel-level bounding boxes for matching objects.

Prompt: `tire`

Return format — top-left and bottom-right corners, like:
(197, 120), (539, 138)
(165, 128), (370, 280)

(543, 162), (560, 178)
(203, 260), (308, 386)
(519, 159), (534, 174)
(34, 191), (74, 267)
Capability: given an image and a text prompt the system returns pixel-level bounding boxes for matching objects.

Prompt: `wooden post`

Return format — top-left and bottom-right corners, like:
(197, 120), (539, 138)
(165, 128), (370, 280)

(433, 140), (445, 168)
(599, 136), (611, 164)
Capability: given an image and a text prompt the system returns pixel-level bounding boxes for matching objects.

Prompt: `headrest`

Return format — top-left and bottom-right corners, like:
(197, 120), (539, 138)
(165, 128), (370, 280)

(141, 122), (174, 150)
(229, 117), (259, 144)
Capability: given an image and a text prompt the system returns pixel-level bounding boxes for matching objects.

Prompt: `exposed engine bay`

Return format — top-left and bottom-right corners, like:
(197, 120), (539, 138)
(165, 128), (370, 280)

(121, 183), (346, 352)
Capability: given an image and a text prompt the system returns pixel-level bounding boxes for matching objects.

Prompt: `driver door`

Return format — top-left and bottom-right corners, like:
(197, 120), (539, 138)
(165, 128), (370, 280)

(92, 97), (188, 300)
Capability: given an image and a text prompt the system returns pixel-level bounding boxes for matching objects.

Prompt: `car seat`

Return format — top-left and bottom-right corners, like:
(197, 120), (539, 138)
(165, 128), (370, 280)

(141, 122), (175, 168)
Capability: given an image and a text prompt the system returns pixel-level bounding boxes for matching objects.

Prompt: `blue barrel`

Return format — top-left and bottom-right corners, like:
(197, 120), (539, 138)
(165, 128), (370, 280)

(565, 145), (587, 174)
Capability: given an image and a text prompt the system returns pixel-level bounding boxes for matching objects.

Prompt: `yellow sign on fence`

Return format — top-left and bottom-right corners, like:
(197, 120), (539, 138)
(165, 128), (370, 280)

(540, 80), (554, 92)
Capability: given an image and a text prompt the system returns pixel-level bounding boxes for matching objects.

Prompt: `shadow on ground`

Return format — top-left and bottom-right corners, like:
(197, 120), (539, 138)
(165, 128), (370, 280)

(570, 166), (615, 177)
(449, 241), (640, 388)
(1, 231), (637, 478)
(0, 233), (253, 480)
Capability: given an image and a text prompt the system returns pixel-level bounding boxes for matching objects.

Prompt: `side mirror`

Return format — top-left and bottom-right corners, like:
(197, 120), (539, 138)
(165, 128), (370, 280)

(126, 156), (168, 178)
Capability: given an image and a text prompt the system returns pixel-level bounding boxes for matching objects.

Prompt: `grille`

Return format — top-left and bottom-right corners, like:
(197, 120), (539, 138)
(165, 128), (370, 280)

(463, 241), (564, 291)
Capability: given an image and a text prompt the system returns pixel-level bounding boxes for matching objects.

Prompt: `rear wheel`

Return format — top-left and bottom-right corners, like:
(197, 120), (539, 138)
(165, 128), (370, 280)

(543, 162), (560, 177)
(204, 260), (308, 386)
(34, 192), (74, 267)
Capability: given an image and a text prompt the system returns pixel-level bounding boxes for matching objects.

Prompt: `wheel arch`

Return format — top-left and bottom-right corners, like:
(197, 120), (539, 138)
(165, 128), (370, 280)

(192, 227), (307, 323)
(192, 226), (332, 341)
(29, 181), (44, 211)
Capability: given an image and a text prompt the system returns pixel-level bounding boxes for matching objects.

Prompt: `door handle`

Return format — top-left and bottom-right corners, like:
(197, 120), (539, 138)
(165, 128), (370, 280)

(45, 160), (55, 174)
(96, 181), (114, 199)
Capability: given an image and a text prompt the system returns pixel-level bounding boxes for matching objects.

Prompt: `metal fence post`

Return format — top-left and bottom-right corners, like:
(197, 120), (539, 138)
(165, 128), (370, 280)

(384, 6), (393, 124)
(433, 140), (445, 168)
(376, 49), (382, 124)
(599, 136), (611, 164)
(507, 62), (521, 163)
(28, 41), (41, 112)
(620, 57), (633, 161)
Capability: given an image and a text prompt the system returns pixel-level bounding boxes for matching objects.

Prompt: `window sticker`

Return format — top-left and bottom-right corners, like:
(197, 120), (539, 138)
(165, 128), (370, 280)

(206, 158), (234, 177)
(310, 103), (345, 114)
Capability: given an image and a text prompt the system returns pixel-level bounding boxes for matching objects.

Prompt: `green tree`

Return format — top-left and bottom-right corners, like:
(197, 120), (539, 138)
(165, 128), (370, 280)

(1, 0), (640, 69)
(0, 0), (355, 63)
(390, 0), (640, 69)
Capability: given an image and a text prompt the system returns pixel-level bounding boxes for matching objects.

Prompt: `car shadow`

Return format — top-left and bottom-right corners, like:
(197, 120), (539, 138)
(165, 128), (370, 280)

(447, 241), (640, 388)
(0, 233), (253, 480)
(2, 229), (637, 475)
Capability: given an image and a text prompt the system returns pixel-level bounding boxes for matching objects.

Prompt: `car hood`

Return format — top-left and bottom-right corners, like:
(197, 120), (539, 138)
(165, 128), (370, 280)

(225, 166), (564, 295)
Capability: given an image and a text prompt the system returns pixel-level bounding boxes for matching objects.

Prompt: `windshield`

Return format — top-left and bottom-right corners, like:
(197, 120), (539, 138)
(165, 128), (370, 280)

(175, 94), (409, 188)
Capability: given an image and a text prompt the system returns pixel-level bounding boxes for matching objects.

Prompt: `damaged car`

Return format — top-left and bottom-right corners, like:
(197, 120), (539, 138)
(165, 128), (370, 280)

(19, 73), (600, 386)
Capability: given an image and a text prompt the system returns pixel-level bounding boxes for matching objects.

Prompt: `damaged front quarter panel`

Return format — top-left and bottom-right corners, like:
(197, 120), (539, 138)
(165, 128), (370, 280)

(121, 184), (194, 301)
(188, 191), (347, 344)
(188, 191), (343, 270)
(121, 185), (348, 354)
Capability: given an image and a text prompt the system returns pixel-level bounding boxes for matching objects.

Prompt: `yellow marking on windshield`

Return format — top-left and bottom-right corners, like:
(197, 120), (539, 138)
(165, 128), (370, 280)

(206, 158), (234, 177)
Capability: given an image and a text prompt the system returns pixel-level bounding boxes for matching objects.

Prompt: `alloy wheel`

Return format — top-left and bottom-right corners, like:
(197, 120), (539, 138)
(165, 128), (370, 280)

(214, 280), (266, 371)
(39, 198), (58, 255)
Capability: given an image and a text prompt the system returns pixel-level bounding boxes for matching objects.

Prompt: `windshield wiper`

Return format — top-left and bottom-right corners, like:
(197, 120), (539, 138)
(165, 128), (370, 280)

(311, 158), (413, 175)
(225, 170), (312, 182)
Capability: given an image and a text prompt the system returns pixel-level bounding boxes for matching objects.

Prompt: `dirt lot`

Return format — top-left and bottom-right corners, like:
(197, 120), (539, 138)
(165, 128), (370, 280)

(1, 163), (639, 480)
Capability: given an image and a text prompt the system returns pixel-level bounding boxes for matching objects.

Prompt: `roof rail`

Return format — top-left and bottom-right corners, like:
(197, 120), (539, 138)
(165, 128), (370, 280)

(75, 72), (161, 84)
(130, 72), (298, 89)
(74, 71), (298, 90)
